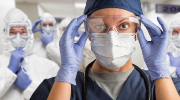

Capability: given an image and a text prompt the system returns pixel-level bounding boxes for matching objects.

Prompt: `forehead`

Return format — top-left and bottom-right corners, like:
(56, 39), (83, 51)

(43, 21), (53, 24)
(90, 8), (135, 17)
(173, 27), (180, 31)
(10, 26), (26, 30)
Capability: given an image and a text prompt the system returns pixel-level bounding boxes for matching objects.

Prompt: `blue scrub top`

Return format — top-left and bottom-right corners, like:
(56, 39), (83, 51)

(30, 63), (180, 100)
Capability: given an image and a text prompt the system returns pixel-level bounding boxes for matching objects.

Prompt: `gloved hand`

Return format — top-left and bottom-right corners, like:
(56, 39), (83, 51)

(8, 48), (24, 73)
(76, 29), (82, 37)
(41, 30), (53, 46)
(167, 52), (180, 78)
(55, 15), (89, 85)
(137, 15), (171, 81)
(168, 52), (180, 68)
(32, 19), (42, 33)
(14, 67), (32, 91)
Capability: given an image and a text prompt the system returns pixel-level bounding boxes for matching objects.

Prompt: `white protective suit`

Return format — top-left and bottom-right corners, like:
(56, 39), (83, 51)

(33, 13), (61, 67)
(142, 13), (180, 78)
(59, 18), (96, 69)
(0, 8), (59, 100)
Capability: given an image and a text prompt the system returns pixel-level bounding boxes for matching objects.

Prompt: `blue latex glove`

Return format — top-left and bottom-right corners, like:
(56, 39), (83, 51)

(137, 15), (170, 81)
(76, 29), (82, 37)
(168, 52), (180, 68)
(32, 19), (42, 33)
(167, 52), (180, 78)
(8, 48), (24, 73)
(41, 30), (53, 46)
(14, 67), (32, 91)
(55, 15), (89, 85)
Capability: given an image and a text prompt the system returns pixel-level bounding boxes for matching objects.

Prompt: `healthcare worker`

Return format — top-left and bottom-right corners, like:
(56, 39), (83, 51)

(59, 18), (95, 69)
(167, 12), (180, 78)
(32, 13), (61, 67)
(30, 0), (180, 100)
(0, 8), (59, 100)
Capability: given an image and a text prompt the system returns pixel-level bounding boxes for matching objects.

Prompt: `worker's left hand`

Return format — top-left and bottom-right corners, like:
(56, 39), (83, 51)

(41, 30), (53, 46)
(137, 15), (171, 81)
(14, 67), (32, 91)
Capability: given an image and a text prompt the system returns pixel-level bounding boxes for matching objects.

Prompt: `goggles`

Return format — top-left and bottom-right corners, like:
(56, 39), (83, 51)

(84, 15), (141, 35)
(4, 23), (31, 39)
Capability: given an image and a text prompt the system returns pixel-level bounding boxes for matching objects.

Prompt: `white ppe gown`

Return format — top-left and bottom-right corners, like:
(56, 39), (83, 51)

(0, 8), (59, 100)
(0, 54), (59, 100)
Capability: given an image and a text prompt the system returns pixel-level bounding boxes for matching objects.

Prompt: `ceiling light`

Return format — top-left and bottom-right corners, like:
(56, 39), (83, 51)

(74, 3), (86, 8)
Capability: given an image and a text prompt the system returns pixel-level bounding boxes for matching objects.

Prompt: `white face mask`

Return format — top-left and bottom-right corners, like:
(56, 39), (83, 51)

(10, 34), (27, 49)
(91, 31), (136, 69)
(42, 25), (55, 34)
(172, 34), (180, 48)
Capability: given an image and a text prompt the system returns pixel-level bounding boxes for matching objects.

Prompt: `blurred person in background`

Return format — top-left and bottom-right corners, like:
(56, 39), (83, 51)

(0, 8), (59, 100)
(167, 12), (180, 78)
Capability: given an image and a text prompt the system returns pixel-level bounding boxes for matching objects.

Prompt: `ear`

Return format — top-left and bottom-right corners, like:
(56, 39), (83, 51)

(88, 36), (91, 41)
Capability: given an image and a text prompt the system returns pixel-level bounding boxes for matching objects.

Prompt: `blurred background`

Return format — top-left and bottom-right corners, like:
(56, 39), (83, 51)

(0, 0), (180, 67)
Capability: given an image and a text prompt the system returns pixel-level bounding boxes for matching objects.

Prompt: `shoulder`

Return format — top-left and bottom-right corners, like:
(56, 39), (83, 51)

(30, 71), (85, 100)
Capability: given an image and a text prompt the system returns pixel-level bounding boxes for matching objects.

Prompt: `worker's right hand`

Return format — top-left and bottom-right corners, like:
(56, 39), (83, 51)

(8, 48), (24, 73)
(55, 15), (89, 85)
(32, 19), (42, 33)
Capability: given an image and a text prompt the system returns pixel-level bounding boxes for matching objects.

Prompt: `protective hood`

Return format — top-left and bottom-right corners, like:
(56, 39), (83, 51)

(84, 0), (143, 16)
(168, 12), (180, 57)
(40, 13), (60, 42)
(59, 18), (72, 37)
(2, 8), (34, 57)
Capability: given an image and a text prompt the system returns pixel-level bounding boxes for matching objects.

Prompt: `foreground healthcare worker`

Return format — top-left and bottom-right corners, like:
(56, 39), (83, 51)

(0, 8), (59, 100)
(167, 12), (180, 78)
(59, 18), (95, 69)
(30, 0), (180, 100)
(32, 13), (61, 67)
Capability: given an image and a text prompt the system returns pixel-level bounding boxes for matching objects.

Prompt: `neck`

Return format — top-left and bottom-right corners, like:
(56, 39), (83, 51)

(91, 58), (133, 73)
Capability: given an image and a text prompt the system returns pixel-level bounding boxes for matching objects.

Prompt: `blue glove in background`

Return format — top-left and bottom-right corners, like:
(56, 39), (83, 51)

(168, 52), (180, 68)
(167, 52), (180, 78)
(55, 15), (89, 85)
(41, 30), (53, 46)
(14, 67), (32, 91)
(32, 19), (42, 33)
(137, 15), (171, 81)
(8, 48), (24, 73)
(76, 29), (82, 37)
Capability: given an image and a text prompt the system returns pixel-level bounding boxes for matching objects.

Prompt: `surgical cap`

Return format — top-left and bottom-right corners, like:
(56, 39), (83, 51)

(84, 0), (143, 16)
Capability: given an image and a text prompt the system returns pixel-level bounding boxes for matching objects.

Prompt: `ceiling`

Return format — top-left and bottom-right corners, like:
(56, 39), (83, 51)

(15, 0), (179, 18)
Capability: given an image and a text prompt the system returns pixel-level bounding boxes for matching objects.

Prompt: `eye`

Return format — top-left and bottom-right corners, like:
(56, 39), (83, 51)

(95, 25), (106, 30)
(10, 32), (15, 34)
(172, 31), (178, 35)
(119, 23), (129, 29)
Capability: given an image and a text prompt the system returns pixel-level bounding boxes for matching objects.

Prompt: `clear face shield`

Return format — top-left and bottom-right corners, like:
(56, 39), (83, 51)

(4, 23), (31, 49)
